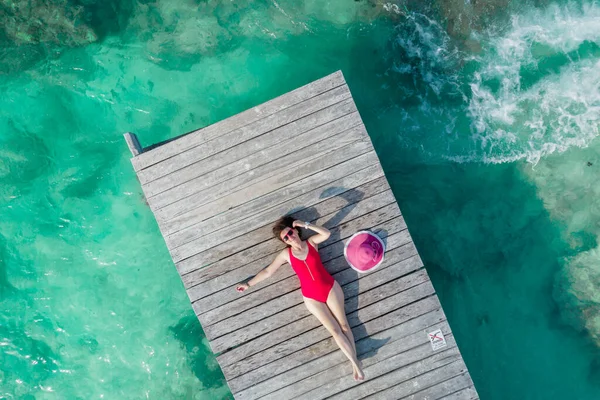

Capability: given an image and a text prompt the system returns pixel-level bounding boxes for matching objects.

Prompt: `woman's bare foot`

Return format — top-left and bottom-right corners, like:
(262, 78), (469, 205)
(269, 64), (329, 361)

(352, 361), (365, 381)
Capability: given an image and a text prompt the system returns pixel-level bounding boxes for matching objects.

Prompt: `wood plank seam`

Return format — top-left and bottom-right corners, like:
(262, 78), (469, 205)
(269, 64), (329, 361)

(133, 72), (345, 169)
(201, 248), (422, 343)
(174, 164), (386, 251)
(181, 178), (392, 293)
(348, 355), (464, 400)
(222, 297), (444, 385)
(161, 138), (374, 237)
(360, 357), (466, 400)
(141, 97), (358, 204)
(191, 230), (415, 325)
(217, 291), (440, 372)
(136, 84), (352, 181)
(207, 264), (428, 351)
(407, 373), (474, 400)
(161, 144), (376, 244)
(169, 175), (394, 260)
(209, 264), (428, 353)
(327, 343), (461, 400)
(282, 333), (457, 400)
(437, 383), (478, 400)
(188, 152), (381, 228)
(230, 303), (447, 397)
(191, 237), (415, 323)
(216, 286), (436, 372)
(132, 71), (345, 171)
(234, 315), (449, 399)
(194, 218), (409, 325)
(153, 131), (367, 231)
(188, 204), (403, 298)
(389, 359), (469, 400)
(221, 297), (444, 386)
(182, 178), (396, 282)
(172, 160), (383, 264)
(177, 174), (389, 280)
(186, 203), (402, 311)
(142, 101), (360, 197)
(195, 225), (412, 331)
(246, 333), (452, 399)
(178, 172), (389, 280)
(211, 270), (430, 362)
(156, 125), (369, 235)
(149, 120), (366, 223)
(187, 198), (402, 306)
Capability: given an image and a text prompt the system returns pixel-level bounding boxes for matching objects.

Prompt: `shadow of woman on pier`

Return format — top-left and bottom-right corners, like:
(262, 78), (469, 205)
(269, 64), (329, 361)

(287, 187), (391, 364)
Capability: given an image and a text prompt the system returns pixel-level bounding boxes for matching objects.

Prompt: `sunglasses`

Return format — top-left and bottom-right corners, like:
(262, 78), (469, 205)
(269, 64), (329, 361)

(282, 229), (295, 242)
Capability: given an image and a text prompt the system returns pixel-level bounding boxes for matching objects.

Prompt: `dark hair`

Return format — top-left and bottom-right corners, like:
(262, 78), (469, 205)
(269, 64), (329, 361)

(272, 216), (298, 243)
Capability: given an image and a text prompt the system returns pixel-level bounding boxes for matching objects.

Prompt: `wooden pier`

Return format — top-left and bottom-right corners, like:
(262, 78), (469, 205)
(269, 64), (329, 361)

(124, 71), (479, 399)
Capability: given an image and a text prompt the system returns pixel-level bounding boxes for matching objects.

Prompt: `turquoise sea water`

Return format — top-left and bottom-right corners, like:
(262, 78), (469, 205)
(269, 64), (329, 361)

(2, 0), (600, 399)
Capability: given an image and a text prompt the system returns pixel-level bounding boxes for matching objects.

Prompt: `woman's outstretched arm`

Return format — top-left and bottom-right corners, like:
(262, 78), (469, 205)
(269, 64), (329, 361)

(236, 249), (287, 292)
(294, 220), (330, 245)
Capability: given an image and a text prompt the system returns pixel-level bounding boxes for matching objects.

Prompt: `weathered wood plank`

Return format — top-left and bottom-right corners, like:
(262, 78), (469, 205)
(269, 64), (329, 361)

(233, 311), (448, 398)
(195, 229), (413, 333)
(184, 177), (391, 294)
(172, 155), (381, 242)
(196, 219), (410, 327)
(143, 100), (358, 199)
(182, 190), (400, 278)
(211, 256), (426, 358)
(132, 71), (345, 172)
(177, 170), (388, 279)
(186, 187), (396, 303)
(210, 264), (427, 353)
(155, 123), (367, 227)
(404, 373), (476, 400)
(218, 282), (437, 378)
(334, 347), (463, 400)
(138, 85), (351, 183)
(221, 295), (442, 384)
(358, 359), (469, 400)
(438, 384), (479, 400)
(194, 233), (414, 329)
(325, 344), (461, 400)
(124, 132), (143, 156)
(168, 151), (381, 262)
(161, 142), (374, 239)
(285, 334), (457, 400)
(160, 125), (369, 245)
(192, 200), (400, 309)
(202, 241), (419, 341)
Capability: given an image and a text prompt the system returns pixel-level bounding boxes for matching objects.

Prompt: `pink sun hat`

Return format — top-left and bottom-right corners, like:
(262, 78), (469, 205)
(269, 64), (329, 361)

(344, 231), (386, 273)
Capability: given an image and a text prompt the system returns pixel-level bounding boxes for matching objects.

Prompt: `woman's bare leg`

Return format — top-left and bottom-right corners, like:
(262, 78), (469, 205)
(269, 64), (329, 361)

(326, 281), (364, 380)
(303, 296), (363, 381)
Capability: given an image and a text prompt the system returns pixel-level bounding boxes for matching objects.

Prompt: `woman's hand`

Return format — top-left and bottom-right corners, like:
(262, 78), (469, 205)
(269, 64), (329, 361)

(236, 283), (250, 292)
(292, 220), (305, 228)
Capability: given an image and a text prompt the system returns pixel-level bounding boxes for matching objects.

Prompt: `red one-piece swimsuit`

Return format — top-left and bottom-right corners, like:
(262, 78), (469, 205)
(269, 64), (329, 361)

(289, 241), (335, 303)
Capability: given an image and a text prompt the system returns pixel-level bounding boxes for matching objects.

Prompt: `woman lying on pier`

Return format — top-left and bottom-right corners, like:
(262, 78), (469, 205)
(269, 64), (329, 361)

(236, 216), (365, 381)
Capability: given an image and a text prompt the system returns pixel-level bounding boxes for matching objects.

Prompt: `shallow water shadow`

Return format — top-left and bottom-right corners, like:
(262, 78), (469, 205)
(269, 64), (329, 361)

(169, 312), (227, 390)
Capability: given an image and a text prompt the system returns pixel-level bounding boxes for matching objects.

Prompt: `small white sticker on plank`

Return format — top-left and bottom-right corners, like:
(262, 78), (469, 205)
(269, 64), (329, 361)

(428, 329), (447, 351)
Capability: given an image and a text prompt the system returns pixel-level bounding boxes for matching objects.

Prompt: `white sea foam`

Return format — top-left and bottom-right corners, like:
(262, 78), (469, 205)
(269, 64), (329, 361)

(386, 12), (473, 157)
(468, 2), (600, 164)
(507, 4), (600, 348)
